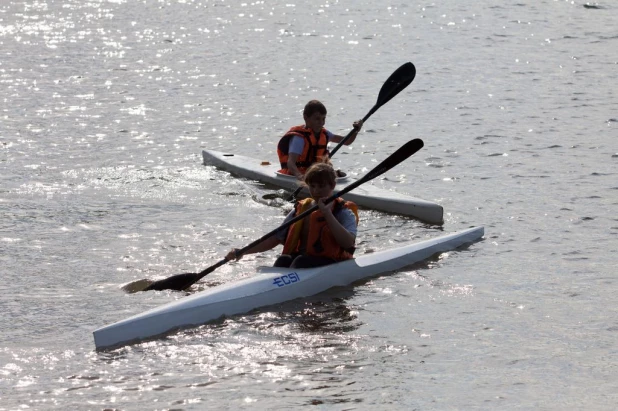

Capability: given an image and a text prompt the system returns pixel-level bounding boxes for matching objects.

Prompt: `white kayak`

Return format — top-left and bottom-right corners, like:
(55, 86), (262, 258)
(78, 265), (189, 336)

(94, 227), (484, 350)
(202, 149), (444, 224)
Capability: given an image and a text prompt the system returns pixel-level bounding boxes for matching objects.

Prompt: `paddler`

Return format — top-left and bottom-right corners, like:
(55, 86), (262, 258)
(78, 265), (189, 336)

(277, 100), (363, 179)
(227, 162), (359, 268)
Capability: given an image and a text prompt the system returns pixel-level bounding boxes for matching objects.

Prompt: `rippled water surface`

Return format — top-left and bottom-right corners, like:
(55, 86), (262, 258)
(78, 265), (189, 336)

(1, 0), (616, 409)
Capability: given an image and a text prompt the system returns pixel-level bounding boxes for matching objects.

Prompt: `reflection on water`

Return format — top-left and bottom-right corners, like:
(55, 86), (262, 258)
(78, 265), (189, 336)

(1, 0), (616, 409)
(247, 292), (362, 335)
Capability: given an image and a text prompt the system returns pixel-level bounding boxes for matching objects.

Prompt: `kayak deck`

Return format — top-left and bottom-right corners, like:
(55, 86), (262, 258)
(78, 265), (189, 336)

(94, 227), (484, 350)
(202, 149), (444, 224)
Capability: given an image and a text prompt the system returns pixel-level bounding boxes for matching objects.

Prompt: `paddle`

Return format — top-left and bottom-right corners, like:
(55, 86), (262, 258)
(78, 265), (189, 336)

(123, 138), (424, 293)
(287, 62), (416, 201)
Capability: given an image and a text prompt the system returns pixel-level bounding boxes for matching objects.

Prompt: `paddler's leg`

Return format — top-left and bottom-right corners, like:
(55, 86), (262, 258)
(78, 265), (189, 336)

(290, 255), (336, 269)
(273, 254), (295, 268)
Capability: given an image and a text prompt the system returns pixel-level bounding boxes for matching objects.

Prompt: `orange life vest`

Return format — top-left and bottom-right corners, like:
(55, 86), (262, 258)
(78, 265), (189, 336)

(277, 125), (329, 175)
(282, 198), (359, 261)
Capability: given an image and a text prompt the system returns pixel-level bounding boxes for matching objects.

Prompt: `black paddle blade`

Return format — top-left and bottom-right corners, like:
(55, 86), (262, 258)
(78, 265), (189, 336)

(142, 272), (201, 292)
(364, 138), (423, 182)
(121, 279), (155, 294)
(140, 259), (225, 292)
(376, 62), (416, 107)
(359, 62), (416, 122)
(322, 138), (424, 206)
(328, 62), (416, 158)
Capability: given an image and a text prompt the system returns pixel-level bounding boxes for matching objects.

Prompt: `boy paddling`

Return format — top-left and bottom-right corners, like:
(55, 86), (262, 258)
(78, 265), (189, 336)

(277, 100), (363, 178)
(227, 162), (359, 268)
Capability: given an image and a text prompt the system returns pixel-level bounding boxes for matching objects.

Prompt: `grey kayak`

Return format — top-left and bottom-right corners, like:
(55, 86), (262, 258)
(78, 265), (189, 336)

(202, 149), (444, 224)
(94, 227), (483, 350)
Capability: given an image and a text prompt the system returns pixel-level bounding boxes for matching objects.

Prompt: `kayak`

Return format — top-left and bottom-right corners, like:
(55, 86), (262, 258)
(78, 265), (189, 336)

(93, 226), (484, 350)
(202, 149), (444, 224)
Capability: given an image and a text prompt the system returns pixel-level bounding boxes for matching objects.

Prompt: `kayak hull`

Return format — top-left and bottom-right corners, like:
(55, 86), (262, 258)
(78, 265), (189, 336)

(202, 149), (444, 224)
(94, 227), (484, 350)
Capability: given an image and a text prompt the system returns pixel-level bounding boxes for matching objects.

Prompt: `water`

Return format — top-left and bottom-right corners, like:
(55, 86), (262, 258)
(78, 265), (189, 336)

(1, 0), (616, 409)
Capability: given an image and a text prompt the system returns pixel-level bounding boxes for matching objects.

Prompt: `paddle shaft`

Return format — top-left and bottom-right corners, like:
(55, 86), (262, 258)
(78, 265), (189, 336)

(326, 106), (378, 159)
(143, 138), (424, 291)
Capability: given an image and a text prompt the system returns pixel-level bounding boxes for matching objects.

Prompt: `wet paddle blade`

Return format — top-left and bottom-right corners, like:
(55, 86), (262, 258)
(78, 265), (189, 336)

(140, 260), (226, 292)
(142, 272), (201, 292)
(121, 279), (155, 294)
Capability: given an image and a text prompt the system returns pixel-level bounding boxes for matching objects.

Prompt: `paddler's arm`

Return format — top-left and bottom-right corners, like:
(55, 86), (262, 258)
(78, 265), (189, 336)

(329, 120), (363, 146)
(226, 236), (282, 261)
(317, 199), (356, 250)
(286, 153), (304, 179)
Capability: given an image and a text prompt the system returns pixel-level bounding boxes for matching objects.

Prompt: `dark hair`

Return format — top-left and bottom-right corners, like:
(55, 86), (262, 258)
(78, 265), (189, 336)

(303, 162), (336, 186)
(303, 100), (327, 118)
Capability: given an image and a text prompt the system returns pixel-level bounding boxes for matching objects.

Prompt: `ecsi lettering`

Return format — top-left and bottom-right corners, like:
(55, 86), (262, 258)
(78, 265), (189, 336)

(272, 272), (300, 287)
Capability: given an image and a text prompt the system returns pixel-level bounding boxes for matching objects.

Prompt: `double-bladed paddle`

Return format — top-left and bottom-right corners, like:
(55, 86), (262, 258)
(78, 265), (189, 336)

(122, 138), (424, 293)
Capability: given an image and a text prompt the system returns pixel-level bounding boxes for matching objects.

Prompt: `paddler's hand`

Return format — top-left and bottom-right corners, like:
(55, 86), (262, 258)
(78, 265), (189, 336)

(352, 120), (363, 133)
(317, 198), (333, 217)
(226, 248), (242, 261)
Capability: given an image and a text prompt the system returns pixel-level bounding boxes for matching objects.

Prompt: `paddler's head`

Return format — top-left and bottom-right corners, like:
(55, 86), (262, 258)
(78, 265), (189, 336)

(303, 162), (336, 200)
(303, 100), (327, 135)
